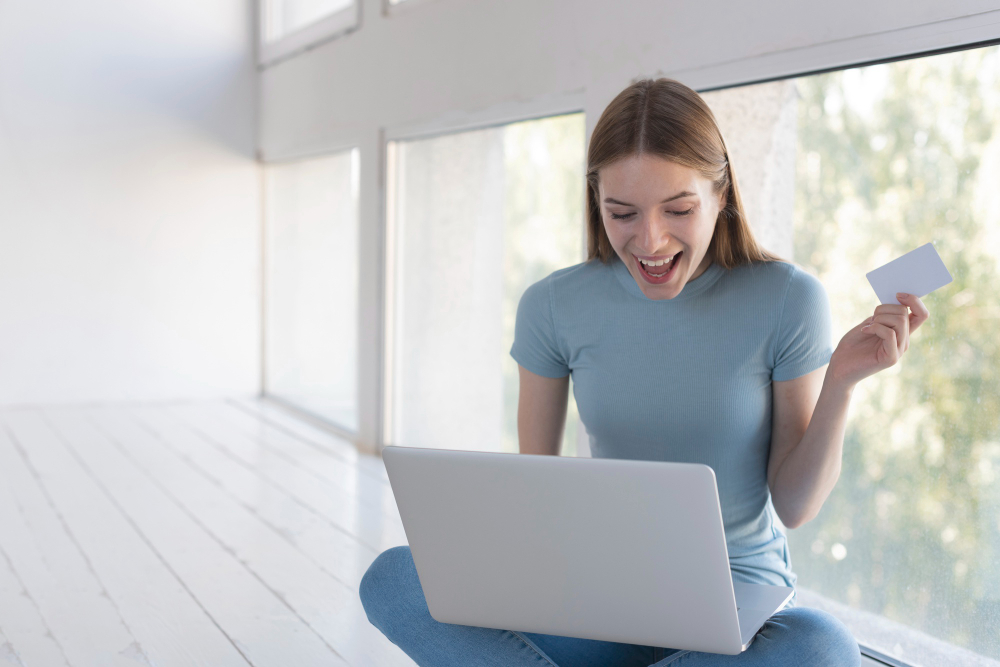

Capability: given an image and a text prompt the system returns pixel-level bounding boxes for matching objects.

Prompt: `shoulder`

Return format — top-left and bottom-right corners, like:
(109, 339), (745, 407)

(513, 264), (603, 377)
(775, 262), (828, 309)
(546, 259), (610, 288)
(724, 260), (827, 305)
(521, 260), (613, 305)
(743, 261), (832, 340)
(517, 260), (620, 337)
(765, 262), (834, 376)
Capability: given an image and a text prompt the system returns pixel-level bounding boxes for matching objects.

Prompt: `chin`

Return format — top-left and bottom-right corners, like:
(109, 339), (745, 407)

(631, 269), (685, 300)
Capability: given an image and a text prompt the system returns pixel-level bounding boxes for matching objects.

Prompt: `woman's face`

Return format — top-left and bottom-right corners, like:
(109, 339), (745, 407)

(598, 154), (723, 301)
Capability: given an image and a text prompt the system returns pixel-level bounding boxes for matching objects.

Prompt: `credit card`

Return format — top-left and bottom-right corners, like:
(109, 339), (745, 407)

(866, 242), (953, 305)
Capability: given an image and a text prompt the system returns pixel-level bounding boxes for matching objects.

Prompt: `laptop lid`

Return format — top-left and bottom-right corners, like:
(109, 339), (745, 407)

(382, 446), (747, 655)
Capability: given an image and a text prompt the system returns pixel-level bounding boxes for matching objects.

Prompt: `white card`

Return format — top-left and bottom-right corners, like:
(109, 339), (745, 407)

(866, 242), (953, 305)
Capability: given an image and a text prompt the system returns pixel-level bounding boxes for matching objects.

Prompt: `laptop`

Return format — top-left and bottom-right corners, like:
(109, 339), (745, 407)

(381, 446), (794, 655)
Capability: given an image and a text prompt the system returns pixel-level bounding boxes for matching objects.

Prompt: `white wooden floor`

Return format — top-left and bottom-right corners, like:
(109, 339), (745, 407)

(0, 399), (887, 667)
(0, 398), (415, 667)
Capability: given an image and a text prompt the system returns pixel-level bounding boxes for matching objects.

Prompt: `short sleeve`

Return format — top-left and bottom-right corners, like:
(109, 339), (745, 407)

(771, 267), (834, 382)
(510, 278), (570, 378)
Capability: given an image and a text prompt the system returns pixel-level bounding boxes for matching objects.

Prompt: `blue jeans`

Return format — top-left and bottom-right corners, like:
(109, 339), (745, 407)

(360, 546), (860, 666)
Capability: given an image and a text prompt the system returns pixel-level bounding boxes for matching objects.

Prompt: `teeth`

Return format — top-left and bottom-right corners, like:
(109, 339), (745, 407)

(640, 255), (674, 267)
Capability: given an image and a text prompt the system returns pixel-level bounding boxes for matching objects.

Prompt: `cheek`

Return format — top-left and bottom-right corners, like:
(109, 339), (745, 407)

(602, 218), (627, 248)
(696, 212), (719, 244)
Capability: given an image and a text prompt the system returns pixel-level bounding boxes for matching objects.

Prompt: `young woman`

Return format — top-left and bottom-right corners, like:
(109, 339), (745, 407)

(360, 78), (929, 666)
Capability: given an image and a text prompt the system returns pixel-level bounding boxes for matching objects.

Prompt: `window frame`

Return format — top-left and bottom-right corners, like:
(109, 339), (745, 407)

(696, 42), (1000, 667)
(674, 14), (1000, 93)
(261, 145), (362, 436)
(381, 0), (440, 17)
(380, 96), (587, 450)
(258, 0), (360, 68)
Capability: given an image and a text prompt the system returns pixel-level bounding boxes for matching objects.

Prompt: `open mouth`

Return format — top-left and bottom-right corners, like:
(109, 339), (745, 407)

(634, 251), (682, 284)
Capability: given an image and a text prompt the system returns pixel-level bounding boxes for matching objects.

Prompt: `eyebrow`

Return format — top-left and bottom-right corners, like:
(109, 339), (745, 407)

(603, 191), (697, 206)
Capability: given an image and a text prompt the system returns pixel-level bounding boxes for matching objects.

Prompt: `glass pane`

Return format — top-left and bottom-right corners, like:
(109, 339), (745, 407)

(265, 0), (353, 41)
(706, 45), (1000, 666)
(386, 114), (586, 454)
(266, 149), (359, 431)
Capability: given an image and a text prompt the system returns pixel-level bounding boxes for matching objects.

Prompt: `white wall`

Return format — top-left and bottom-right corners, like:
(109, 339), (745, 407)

(258, 0), (1000, 452)
(0, 0), (261, 405)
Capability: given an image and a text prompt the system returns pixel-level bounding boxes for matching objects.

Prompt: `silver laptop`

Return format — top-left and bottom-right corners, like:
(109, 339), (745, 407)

(382, 446), (793, 655)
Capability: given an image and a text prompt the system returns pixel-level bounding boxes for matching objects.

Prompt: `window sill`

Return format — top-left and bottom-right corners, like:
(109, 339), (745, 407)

(797, 588), (999, 667)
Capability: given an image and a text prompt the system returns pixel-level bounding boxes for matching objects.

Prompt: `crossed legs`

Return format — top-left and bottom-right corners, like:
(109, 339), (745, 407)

(360, 546), (860, 667)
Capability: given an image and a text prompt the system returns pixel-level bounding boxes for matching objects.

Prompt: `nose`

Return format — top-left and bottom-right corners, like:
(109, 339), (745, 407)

(637, 212), (671, 252)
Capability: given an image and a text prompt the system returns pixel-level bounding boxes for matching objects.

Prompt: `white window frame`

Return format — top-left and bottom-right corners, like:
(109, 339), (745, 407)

(672, 16), (1000, 92)
(258, 0), (360, 68)
(693, 39), (1000, 667)
(379, 91), (587, 451)
(260, 143), (362, 439)
(381, 0), (439, 17)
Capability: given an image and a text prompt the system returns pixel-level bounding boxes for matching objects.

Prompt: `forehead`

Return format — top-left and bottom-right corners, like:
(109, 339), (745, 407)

(598, 154), (707, 197)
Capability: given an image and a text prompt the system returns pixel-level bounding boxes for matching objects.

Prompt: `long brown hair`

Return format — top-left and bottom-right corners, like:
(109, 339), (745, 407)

(587, 78), (779, 267)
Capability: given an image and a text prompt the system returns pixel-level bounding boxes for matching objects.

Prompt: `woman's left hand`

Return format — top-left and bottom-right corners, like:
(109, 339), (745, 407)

(827, 292), (930, 389)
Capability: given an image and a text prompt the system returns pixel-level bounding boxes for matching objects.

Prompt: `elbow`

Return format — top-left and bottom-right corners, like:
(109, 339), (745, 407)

(770, 467), (842, 530)
(773, 501), (821, 530)
(780, 512), (814, 530)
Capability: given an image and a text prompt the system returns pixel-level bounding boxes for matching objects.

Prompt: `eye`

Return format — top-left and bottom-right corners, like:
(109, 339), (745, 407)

(669, 208), (695, 217)
(609, 211), (636, 220)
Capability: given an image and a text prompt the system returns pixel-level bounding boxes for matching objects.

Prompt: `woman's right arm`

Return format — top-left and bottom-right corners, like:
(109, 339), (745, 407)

(517, 364), (569, 456)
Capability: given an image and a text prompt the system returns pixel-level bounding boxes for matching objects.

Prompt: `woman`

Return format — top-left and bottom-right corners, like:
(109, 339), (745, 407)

(360, 78), (929, 666)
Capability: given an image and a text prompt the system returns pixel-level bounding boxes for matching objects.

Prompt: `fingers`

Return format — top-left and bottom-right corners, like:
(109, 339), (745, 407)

(869, 311), (909, 354)
(860, 294), (931, 361)
(873, 304), (908, 317)
(896, 292), (930, 332)
(861, 321), (900, 364)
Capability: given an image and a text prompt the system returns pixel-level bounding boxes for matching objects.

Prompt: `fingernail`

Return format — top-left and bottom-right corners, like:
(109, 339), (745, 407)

(862, 324), (871, 330)
(896, 292), (908, 298)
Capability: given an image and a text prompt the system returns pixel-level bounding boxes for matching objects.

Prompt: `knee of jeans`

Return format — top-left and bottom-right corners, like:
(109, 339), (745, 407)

(777, 607), (861, 666)
(359, 546), (418, 630)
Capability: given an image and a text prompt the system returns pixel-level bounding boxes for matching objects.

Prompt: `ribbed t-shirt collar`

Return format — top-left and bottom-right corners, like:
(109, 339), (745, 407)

(611, 255), (726, 302)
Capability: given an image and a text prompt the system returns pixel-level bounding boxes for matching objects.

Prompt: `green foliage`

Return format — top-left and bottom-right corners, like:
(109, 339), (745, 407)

(790, 46), (1000, 658)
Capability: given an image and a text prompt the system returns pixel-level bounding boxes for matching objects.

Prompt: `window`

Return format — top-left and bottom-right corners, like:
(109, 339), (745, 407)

(704, 44), (1000, 665)
(265, 148), (360, 432)
(385, 114), (586, 454)
(260, 0), (358, 66)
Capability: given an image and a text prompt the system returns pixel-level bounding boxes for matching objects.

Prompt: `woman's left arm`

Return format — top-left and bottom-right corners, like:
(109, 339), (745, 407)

(767, 292), (930, 529)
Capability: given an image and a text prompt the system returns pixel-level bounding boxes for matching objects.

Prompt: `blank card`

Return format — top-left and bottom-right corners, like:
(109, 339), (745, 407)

(866, 243), (953, 305)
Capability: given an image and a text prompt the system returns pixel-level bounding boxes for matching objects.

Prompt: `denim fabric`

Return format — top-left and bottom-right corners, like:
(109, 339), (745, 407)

(360, 546), (861, 667)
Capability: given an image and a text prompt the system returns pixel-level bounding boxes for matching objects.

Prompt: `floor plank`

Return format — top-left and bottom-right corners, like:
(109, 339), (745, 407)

(224, 398), (391, 483)
(130, 405), (380, 591)
(0, 402), (417, 667)
(0, 416), (142, 667)
(200, 402), (398, 517)
(88, 406), (413, 667)
(213, 401), (398, 523)
(166, 403), (407, 553)
(2, 410), (253, 667)
(0, 536), (70, 667)
(43, 408), (346, 667)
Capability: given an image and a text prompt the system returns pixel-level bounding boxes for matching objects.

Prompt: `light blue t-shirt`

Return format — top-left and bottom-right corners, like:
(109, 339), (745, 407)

(510, 256), (833, 588)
